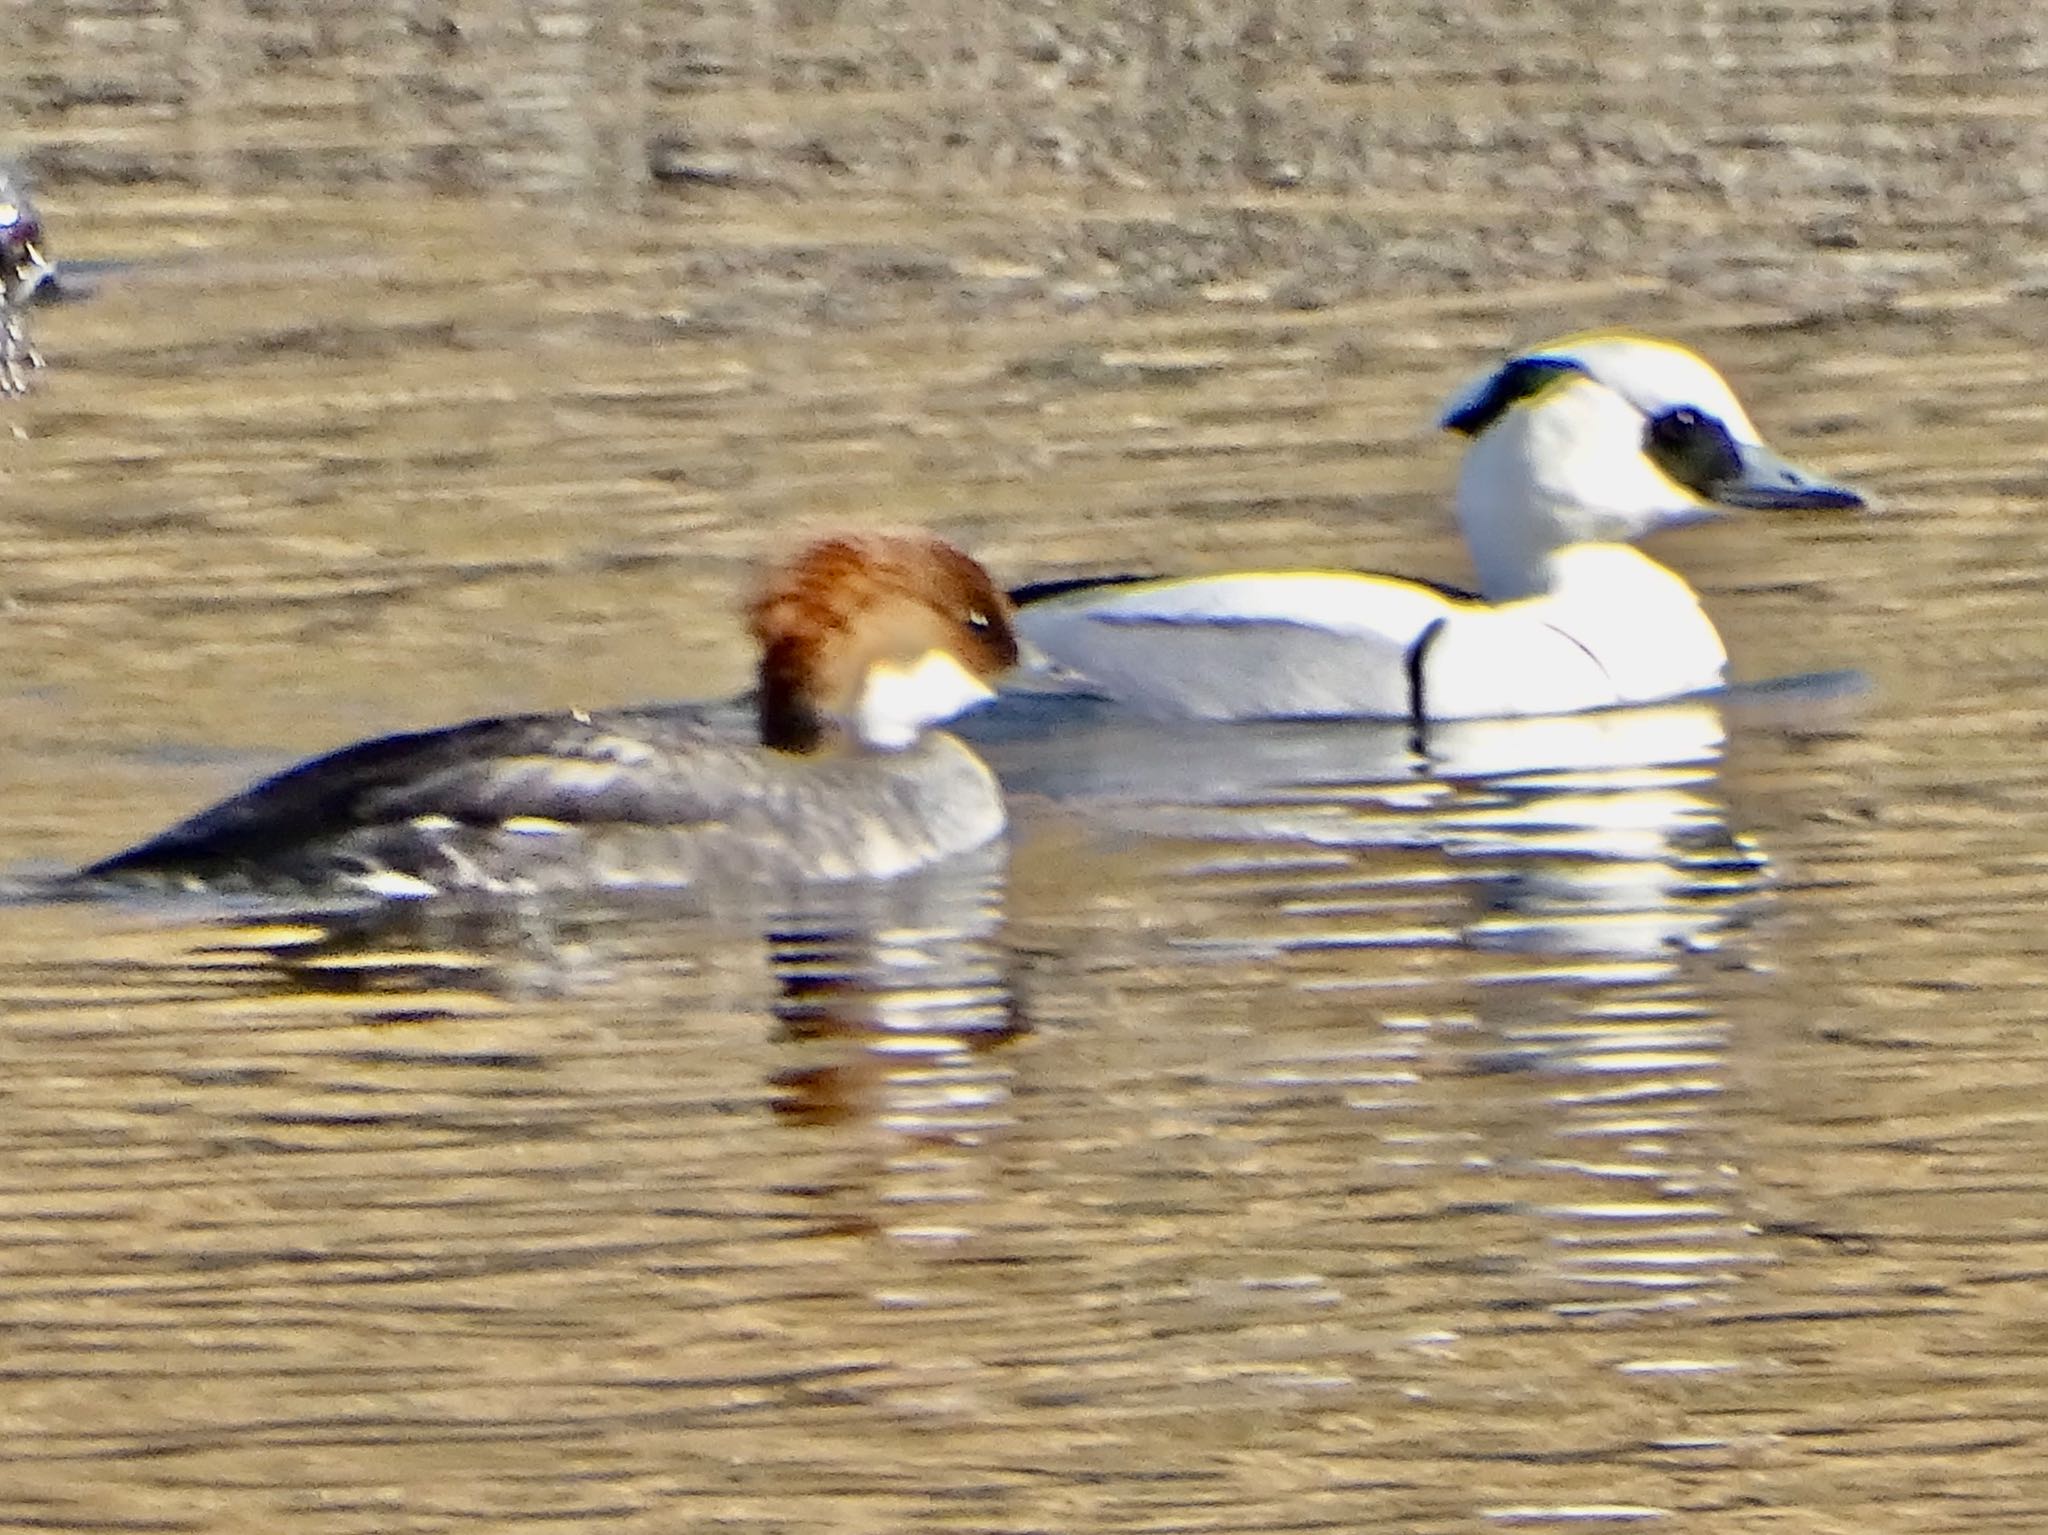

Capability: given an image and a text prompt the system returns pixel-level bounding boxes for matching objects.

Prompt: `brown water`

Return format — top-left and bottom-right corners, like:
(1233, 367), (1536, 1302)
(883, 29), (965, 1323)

(6, 5), (2048, 1531)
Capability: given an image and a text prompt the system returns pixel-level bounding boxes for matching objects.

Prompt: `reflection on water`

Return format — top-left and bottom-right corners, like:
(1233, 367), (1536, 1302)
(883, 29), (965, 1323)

(983, 696), (1760, 960)
(1438, 718), (1772, 1310)
(182, 851), (1028, 1236)
(997, 698), (1777, 1317)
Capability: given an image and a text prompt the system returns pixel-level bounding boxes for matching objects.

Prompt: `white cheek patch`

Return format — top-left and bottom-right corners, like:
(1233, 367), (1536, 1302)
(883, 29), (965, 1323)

(853, 650), (996, 748)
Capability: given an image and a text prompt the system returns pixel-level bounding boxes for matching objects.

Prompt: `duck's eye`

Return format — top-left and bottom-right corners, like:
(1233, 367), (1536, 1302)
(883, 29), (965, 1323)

(1643, 406), (1744, 494)
(964, 608), (994, 633)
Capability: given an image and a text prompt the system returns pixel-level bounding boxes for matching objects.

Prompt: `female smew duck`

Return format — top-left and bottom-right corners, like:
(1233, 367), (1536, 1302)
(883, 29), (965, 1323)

(1013, 332), (1865, 722)
(77, 533), (1020, 898)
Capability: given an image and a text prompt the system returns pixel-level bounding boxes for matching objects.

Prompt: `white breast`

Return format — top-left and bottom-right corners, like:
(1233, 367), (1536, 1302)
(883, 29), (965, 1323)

(1536, 545), (1727, 703)
(1415, 547), (1727, 719)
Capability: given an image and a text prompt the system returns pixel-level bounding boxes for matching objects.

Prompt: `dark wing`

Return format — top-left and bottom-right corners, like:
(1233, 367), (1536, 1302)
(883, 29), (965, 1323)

(80, 703), (768, 880)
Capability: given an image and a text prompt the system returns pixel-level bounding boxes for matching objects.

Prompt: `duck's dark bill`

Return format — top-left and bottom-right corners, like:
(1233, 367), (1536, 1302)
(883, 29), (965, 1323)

(1713, 482), (1866, 512)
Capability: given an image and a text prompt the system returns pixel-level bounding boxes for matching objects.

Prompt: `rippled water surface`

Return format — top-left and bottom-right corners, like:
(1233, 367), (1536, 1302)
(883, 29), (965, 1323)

(7, 5), (2048, 1531)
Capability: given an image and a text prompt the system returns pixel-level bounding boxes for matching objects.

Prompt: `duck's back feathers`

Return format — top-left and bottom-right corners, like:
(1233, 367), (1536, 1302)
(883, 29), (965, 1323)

(1015, 571), (1468, 720)
(1007, 572), (1155, 606)
(81, 706), (735, 885)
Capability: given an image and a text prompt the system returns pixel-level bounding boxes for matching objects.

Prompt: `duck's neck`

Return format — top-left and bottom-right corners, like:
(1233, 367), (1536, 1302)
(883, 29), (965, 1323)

(759, 637), (993, 755)
(1537, 541), (1694, 603)
(1466, 520), (1565, 600)
(757, 642), (831, 755)
(1455, 465), (1582, 601)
